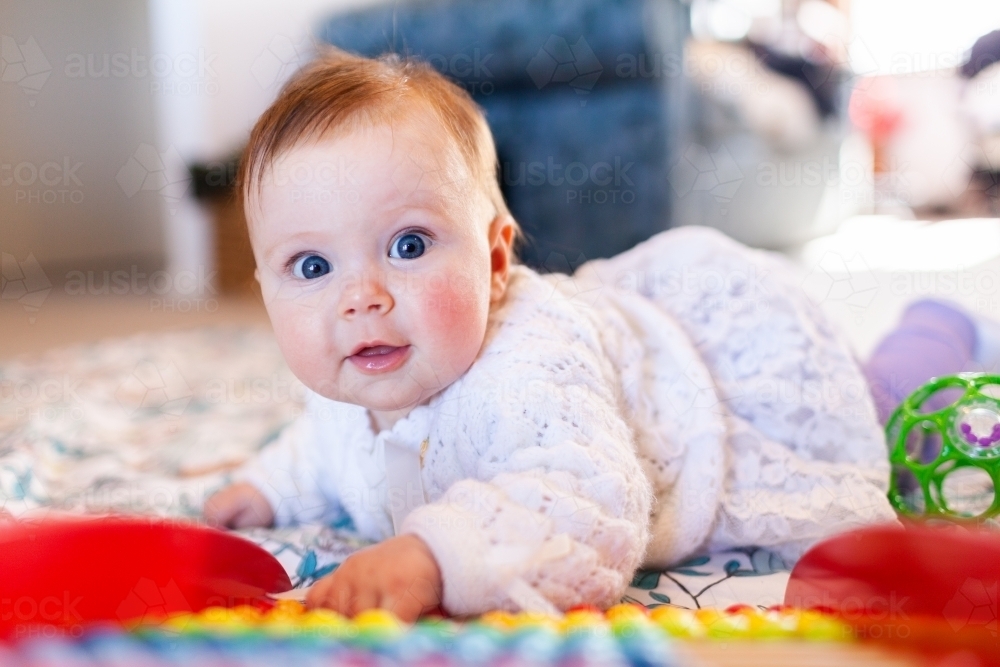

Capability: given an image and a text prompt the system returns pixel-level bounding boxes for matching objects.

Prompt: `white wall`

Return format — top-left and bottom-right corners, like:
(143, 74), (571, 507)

(0, 1), (164, 275)
(851, 0), (1000, 76)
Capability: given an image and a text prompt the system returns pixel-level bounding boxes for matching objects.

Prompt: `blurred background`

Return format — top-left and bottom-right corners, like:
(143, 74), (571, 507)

(3, 0), (1000, 358)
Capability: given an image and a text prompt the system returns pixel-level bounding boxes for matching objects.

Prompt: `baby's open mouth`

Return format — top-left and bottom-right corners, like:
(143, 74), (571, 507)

(355, 345), (400, 357)
(348, 344), (411, 374)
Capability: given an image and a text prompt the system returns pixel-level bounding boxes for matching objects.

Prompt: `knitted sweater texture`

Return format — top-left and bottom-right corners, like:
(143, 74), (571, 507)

(237, 227), (896, 615)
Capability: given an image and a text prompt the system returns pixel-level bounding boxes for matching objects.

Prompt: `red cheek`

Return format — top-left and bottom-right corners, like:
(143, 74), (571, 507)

(271, 308), (333, 392)
(420, 277), (483, 341)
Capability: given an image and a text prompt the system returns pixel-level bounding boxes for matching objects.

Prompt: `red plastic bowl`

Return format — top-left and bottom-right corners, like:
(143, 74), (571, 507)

(786, 522), (1000, 662)
(0, 515), (291, 639)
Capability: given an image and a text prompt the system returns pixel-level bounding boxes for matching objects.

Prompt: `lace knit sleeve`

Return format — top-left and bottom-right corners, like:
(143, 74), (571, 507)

(400, 267), (654, 615)
(585, 226), (897, 560)
(232, 389), (354, 527)
(707, 412), (897, 564)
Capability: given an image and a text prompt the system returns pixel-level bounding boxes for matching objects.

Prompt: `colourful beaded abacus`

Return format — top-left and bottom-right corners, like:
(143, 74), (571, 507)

(148, 600), (850, 644)
(0, 604), (854, 667)
(62, 600), (843, 667)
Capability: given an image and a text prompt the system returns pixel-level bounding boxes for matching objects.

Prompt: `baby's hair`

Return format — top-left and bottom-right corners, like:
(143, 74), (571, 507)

(238, 47), (523, 257)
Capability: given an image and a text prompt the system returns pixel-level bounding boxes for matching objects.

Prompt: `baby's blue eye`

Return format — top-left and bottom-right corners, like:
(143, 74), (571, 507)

(389, 233), (427, 260)
(292, 254), (331, 280)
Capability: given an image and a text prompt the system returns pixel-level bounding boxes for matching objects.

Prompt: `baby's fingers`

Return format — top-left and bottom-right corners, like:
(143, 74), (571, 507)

(384, 576), (442, 623)
(383, 592), (424, 624)
(346, 589), (380, 618)
(304, 573), (342, 610)
(305, 572), (377, 618)
(203, 483), (273, 529)
(203, 490), (242, 528)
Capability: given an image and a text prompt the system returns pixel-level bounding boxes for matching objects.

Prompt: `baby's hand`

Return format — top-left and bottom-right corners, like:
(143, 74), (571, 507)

(305, 534), (442, 622)
(203, 482), (275, 529)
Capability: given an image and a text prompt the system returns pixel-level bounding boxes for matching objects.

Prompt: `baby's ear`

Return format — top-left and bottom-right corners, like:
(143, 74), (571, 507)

(489, 214), (515, 303)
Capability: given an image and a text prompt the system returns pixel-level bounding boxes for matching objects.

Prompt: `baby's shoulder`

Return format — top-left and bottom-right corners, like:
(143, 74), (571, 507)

(480, 264), (608, 359)
(427, 265), (630, 455)
(436, 265), (621, 413)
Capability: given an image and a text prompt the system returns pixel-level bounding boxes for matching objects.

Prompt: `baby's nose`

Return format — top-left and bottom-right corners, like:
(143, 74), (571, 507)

(338, 274), (394, 318)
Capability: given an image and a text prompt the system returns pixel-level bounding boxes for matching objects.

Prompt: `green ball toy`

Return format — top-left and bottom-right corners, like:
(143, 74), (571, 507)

(888, 373), (1000, 520)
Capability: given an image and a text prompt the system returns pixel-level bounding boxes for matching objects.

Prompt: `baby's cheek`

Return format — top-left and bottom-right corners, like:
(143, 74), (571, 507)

(270, 303), (330, 391)
(419, 273), (487, 348)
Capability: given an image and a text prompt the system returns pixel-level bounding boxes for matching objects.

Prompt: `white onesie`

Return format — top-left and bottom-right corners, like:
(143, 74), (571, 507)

(235, 226), (897, 616)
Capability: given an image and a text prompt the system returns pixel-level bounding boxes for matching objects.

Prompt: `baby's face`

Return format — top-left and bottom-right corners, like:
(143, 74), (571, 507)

(249, 115), (508, 423)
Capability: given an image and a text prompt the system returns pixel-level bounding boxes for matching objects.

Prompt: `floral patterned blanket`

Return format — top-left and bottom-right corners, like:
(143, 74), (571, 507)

(0, 326), (789, 610)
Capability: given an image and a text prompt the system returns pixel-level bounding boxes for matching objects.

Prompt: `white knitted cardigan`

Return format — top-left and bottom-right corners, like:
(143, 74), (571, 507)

(235, 226), (897, 615)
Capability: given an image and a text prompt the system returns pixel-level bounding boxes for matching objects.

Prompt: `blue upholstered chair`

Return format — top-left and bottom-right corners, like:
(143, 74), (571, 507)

(318, 0), (690, 269)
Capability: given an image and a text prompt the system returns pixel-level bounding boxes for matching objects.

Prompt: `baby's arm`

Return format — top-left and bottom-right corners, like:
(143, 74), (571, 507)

(400, 299), (653, 615)
(204, 481), (274, 528)
(203, 390), (348, 528)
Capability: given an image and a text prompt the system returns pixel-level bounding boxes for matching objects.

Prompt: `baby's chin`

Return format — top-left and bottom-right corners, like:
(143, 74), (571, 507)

(316, 379), (443, 414)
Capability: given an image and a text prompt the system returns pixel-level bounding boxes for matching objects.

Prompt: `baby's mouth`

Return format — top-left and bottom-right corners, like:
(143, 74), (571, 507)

(355, 345), (400, 357)
(347, 345), (411, 374)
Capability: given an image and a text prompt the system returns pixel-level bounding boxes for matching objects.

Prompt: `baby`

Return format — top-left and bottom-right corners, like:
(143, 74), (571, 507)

(204, 48), (906, 620)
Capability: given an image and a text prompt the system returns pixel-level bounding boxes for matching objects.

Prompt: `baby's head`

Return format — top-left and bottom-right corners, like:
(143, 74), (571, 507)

(239, 49), (522, 426)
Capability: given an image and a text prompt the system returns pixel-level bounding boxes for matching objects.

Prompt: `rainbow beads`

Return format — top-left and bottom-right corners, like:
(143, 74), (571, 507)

(146, 601), (852, 643)
(0, 603), (853, 666)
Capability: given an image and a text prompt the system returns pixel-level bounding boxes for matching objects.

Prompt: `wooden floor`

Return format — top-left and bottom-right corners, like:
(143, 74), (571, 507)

(1, 292), (271, 361)
(678, 642), (926, 667)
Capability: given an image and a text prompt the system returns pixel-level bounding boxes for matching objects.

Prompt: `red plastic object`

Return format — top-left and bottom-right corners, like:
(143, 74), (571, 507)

(786, 522), (1000, 662)
(0, 515), (291, 639)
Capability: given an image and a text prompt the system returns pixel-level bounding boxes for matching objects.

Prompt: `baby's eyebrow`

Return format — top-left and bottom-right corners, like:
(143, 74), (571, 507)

(262, 231), (331, 261)
(395, 188), (470, 221)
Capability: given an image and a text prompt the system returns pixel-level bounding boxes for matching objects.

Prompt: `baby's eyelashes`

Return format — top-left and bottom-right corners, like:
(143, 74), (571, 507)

(291, 254), (332, 280)
(389, 232), (429, 260)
